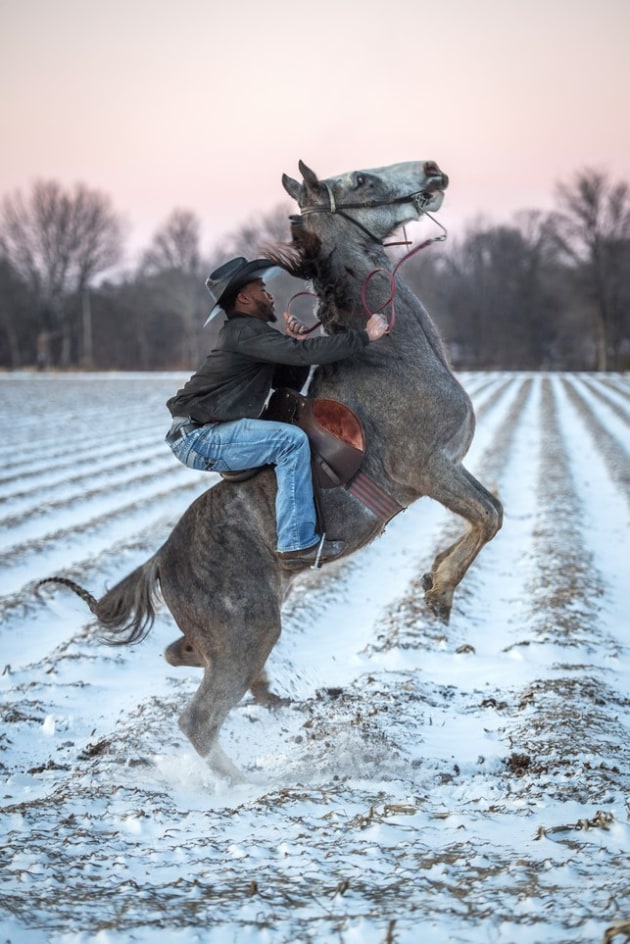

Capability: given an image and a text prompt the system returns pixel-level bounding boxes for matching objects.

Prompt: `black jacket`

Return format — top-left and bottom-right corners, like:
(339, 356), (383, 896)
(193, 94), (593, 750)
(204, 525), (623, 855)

(167, 313), (370, 423)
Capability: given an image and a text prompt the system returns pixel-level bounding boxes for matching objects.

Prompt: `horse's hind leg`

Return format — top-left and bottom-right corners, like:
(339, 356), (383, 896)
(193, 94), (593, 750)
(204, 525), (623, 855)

(178, 621), (282, 777)
(164, 637), (284, 705)
(423, 460), (503, 621)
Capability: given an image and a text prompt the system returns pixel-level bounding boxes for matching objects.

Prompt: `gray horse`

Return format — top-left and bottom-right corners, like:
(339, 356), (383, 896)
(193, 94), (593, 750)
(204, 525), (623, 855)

(41, 159), (502, 777)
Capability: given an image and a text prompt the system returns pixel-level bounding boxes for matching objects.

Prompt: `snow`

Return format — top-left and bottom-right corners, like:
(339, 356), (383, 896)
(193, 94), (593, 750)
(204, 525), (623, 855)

(0, 371), (629, 944)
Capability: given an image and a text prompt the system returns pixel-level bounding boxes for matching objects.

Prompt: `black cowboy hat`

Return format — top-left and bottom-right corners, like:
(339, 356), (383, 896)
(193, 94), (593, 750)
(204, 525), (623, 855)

(204, 257), (277, 325)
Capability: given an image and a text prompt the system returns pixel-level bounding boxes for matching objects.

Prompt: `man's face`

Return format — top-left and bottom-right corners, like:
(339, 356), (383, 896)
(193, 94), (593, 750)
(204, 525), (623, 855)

(239, 279), (276, 322)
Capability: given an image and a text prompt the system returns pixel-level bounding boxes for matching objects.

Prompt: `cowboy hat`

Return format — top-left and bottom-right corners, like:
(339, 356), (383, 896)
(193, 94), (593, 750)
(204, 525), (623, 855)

(204, 257), (277, 325)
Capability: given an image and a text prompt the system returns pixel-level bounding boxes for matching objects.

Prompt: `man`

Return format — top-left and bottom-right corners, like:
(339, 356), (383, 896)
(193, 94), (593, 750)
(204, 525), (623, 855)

(166, 256), (388, 567)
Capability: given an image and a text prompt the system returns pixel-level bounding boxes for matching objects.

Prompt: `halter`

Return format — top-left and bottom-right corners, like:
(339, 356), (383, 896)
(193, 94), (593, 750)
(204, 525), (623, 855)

(287, 192), (447, 333)
(300, 182), (441, 244)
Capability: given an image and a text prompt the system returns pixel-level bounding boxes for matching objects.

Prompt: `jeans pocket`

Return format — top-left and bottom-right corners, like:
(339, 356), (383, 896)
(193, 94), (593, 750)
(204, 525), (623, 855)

(169, 437), (207, 472)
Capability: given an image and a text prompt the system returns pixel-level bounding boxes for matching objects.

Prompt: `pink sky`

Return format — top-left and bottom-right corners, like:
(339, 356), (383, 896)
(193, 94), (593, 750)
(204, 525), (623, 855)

(1, 0), (629, 263)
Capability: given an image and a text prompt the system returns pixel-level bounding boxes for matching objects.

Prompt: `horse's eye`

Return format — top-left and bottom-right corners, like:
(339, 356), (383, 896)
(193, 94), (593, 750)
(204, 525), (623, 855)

(356, 174), (365, 187)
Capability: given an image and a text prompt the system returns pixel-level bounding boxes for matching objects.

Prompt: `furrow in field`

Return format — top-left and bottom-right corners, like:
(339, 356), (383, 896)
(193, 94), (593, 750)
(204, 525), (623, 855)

(0, 376), (176, 473)
(2, 374), (628, 944)
(333, 372), (627, 798)
(0, 454), (187, 536)
(578, 374), (630, 424)
(0, 474), (210, 599)
(495, 374), (630, 803)
(0, 416), (166, 482)
(0, 388), (163, 428)
(367, 375), (534, 653)
(465, 375), (516, 424)
(476, 375), (535, 479)
(0, 431), (163, 497)
(458, 372), (506, 401)
(553, 373), (629, 641)
(515, 377), (611, 648)
(0, 372), (618, 943)
(561, 377), (629, 504)
(597, 373), (630, 403)
(0, 478), (213, 681)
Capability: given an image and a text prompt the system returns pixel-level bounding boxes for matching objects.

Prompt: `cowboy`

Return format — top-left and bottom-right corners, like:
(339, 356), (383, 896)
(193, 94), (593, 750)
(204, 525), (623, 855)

(166, 256), (388, 567)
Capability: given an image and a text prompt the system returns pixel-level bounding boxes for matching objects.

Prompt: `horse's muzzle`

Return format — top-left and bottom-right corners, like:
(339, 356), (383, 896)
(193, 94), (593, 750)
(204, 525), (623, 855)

(423, 161), (449, 194)
(424, 161), (449, 187)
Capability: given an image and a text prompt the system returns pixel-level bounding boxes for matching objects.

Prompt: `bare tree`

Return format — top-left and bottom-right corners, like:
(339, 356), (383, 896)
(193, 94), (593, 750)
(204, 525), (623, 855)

(550, 168), (630, 370)
(140, 208), (201, 276)
(0, 180), (124, 367)
(413, 212), (564, 369)
(219, 203), (292, 259)
(0, 257), (37, 368)
(139, 209), (205, 366)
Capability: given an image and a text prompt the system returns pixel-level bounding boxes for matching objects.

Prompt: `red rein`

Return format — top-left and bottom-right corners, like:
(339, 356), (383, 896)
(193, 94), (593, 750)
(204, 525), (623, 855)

(286, 231), (445, 335)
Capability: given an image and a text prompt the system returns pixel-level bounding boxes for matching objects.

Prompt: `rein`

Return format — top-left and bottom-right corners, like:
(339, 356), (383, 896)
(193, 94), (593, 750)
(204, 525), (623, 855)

(360, 209), (447, 330)
(286, 205), (447, 334)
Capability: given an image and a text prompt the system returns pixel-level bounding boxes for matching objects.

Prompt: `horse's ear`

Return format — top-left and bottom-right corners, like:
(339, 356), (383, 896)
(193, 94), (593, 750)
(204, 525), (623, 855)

(282, 173), (301, 201)
(298, 160), (319, 189)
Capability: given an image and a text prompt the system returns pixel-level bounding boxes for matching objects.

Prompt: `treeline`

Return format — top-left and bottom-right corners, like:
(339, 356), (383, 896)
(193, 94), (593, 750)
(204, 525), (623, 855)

(1, 169), (629, 372)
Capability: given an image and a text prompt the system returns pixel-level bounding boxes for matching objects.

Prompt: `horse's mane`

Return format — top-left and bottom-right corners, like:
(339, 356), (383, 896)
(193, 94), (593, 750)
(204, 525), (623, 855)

(261, 220), (321, 279)
(262, 220), (361, 332)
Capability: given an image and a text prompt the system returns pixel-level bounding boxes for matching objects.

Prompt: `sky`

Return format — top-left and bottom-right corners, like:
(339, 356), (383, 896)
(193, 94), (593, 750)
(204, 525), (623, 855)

(1, 0), (629, 264)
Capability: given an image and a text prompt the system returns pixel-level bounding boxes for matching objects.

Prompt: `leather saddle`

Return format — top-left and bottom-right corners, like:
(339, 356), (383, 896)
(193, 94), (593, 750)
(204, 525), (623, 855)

(220, 388), (365, 488)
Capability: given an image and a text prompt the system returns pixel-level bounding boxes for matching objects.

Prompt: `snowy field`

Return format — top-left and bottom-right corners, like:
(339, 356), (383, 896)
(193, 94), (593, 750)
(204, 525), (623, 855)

(0, 371), (629, 944)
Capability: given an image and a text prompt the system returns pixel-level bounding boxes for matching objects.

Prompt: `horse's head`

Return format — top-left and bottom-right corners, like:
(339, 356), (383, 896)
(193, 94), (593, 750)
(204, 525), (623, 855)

(282, 159), (448, 243)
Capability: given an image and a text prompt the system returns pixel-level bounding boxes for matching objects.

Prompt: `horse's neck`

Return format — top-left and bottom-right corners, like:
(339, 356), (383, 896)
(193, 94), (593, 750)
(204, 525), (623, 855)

(312, 237), (450, 369)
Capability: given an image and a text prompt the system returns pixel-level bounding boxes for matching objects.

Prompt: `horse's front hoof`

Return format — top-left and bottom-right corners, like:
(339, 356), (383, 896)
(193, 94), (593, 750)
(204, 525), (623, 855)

(424, 582), (453, 624)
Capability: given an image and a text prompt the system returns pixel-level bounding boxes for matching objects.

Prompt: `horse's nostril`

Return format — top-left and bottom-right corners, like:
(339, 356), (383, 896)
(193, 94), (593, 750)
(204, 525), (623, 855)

(424, 160), (440, 178)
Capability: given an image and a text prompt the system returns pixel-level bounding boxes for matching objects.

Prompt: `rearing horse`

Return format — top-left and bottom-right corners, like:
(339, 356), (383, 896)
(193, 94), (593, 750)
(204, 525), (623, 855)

(40, 159), (502, 777)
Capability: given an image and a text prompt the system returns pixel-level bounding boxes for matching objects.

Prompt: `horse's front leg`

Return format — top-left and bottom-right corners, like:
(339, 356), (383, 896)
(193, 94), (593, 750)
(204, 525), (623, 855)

(421, 460), (503, 621)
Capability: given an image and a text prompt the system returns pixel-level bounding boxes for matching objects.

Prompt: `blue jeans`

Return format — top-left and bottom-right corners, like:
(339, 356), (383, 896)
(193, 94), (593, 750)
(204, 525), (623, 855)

(167, 418), (318, 553)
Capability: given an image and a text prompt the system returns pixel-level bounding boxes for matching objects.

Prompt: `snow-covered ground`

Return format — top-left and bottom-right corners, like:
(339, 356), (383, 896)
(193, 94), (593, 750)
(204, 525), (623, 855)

(1, 371), (628, 944)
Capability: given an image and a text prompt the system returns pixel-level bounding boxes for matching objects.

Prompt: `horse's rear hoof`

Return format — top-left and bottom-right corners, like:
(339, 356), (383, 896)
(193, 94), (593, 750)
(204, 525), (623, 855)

(208, 744), (248, 784)
(250, 670), (290, 709)
(250, 679), (290, 709)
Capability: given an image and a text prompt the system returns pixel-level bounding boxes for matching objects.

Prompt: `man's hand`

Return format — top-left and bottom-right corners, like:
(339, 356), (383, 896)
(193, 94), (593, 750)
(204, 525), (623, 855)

(284, 312), (312, 340)
(365, 313), (389, 341)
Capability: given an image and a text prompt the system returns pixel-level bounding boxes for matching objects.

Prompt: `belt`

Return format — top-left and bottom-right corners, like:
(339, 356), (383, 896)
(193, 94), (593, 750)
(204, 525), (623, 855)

(166, 417), (201, 444)
(166, 416), (223, 444)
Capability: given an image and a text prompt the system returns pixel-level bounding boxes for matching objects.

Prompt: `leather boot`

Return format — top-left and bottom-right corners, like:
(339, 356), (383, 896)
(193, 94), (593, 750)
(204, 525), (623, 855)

(278, 538), (345, 569)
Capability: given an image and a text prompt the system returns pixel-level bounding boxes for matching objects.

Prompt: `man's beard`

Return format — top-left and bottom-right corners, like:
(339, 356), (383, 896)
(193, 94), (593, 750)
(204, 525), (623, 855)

(255, 299), (276, 322)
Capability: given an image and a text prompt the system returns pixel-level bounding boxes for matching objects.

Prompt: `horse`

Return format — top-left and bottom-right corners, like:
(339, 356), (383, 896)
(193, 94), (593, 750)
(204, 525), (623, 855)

(40, 159), (502, 777)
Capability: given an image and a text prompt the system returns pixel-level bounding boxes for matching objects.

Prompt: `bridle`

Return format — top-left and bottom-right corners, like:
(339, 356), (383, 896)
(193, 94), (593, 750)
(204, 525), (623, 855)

(287, 185), (448, 332)
(300, 182), (443, 244)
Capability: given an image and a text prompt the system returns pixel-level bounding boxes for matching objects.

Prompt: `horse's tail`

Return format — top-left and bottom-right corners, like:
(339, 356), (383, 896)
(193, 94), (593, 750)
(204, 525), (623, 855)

(37, 556), (161, 646)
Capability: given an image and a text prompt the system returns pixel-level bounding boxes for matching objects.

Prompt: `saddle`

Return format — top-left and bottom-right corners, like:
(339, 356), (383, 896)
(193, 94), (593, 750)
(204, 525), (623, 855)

(219, 388), (365, 488)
